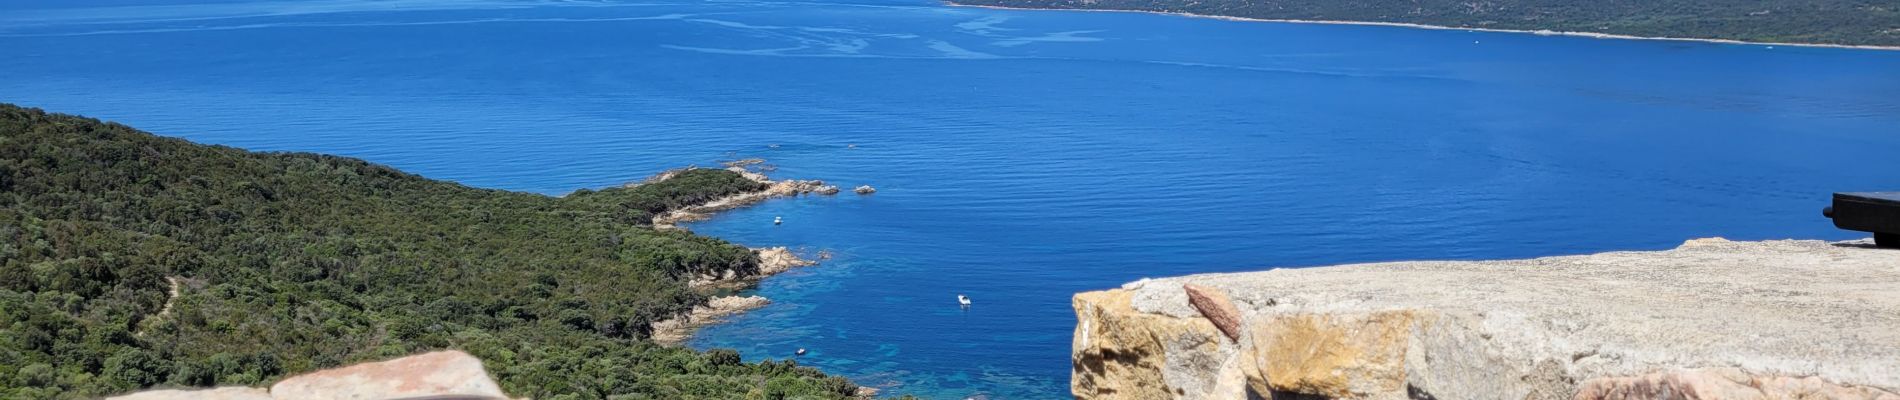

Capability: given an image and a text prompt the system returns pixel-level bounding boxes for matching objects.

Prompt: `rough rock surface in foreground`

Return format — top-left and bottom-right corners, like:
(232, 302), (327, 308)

(106, 387), (272, 400)
(1072, 239), (1900, 400)
(270, 350), (505, 400)
(108, 350), (507, 400)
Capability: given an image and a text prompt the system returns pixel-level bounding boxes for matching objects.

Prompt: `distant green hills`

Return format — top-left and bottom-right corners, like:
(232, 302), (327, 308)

(0, 104), (862, 399)
(950, 0), (1900, 47)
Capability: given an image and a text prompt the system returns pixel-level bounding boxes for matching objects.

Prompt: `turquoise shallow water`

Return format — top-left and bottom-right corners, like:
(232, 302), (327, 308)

(5, 0), (1900, 398)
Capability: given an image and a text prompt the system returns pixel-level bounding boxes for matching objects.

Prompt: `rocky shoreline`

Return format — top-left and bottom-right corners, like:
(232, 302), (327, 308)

(110, 161), (857, 398)
(687, 246), (823, 290)
(652, 246), (825, 345)
(650, 295), (775, 346)
(640, 160), (839, 346)
(647, 160), (838, 230)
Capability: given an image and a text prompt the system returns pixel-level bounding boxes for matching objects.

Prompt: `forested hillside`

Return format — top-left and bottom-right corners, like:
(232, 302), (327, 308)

(949, 0), (1900, 47)
(0, 104), (859, 399)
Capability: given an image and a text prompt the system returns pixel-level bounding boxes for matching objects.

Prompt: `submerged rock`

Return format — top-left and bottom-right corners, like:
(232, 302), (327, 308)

(722, 158), (766, 169)
(854, 185), (876, 195)
(1072, 239), (1900, 399)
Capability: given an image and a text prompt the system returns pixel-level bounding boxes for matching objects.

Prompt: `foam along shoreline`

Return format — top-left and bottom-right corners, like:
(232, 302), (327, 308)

(945, 2), (1900, 51)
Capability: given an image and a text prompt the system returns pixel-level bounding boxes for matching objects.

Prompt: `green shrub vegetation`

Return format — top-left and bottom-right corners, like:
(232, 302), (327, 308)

(950, 0), (1900, 47)
(0, 103), (860, 399)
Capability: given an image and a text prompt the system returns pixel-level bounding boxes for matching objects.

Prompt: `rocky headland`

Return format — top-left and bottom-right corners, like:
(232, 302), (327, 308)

(1071, 238), (1900, 399)
(640, 160), (837, 345)
(647, 160), (838, 230)
(0, 105), (871, 399)
(652, 246), (824, 345)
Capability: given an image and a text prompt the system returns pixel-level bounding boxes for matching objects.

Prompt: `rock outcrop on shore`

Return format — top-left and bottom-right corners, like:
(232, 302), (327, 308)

(1071, 238), (1900, 399)
(656, 246), (820, 345)
(649, 164), (833, 230)
(634, 161), (834, 346)
(757, 246), (820, 275)
(650, 295), (775, 345)
(108, 351), (508, 400)
(687, 246), (819, 289)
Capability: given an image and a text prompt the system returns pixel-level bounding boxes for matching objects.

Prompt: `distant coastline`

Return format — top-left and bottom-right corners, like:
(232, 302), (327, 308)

(947, 2), (1900, 52)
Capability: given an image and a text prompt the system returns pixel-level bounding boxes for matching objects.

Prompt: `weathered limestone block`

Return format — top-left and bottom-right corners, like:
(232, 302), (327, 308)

(1400, 311), (1575, 400)
(1072, 290), (1248, 400)
(1576, 369), (1900, 400)
(106, 387), (272, 400)
(1245, 311), (1416, 399)
(269, 350), (506, 400)
(1074, 239), (1900, 400)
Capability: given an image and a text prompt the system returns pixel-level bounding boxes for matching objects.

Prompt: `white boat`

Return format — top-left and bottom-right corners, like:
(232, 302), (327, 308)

(958, 294), (972, 306)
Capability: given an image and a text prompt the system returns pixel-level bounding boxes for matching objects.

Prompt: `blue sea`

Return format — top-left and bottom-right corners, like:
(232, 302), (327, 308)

(5, 0), (1900, 397)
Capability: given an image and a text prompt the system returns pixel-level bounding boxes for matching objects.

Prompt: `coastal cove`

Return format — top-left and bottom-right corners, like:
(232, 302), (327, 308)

(5, 0), (1900, 398)
(641, 162), (844, 347)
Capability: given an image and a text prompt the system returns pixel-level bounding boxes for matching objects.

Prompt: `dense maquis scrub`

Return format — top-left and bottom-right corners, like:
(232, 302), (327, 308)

(949, 0), (1900, 47)
(0, 104), (861, 399)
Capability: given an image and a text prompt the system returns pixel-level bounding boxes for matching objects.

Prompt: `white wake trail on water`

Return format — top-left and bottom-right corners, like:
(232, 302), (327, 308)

(991, 30), (1105, 47)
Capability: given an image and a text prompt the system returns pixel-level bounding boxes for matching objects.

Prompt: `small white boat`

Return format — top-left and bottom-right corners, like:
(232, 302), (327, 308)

(796, 348), (807, 356)
(774, 216), (783, 225)
(957, 294), (972, 306)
